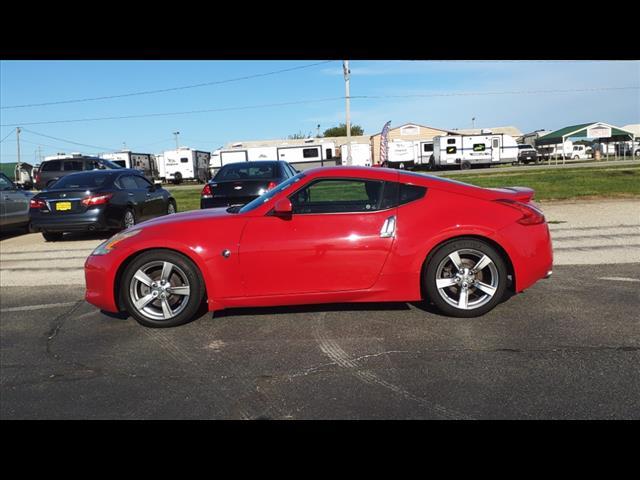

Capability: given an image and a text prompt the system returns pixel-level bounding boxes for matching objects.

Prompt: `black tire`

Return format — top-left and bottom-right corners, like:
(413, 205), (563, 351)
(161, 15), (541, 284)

(167, 199), (177, 214)
(119, 249), (205, 328)
(173, 172), (183, 185)
(461, 161), (471, 170)
(122, 208), (136, 229)
(424, 238), (508, 318)
(42, 231), (63, 242)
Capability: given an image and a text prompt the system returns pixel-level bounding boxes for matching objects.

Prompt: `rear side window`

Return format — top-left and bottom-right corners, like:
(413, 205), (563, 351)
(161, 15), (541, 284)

(64, 160), (84, 171)
(133, 176), (152, 189)
(380, 181), (426, 209)
(41, 161), (61, 172)
(118, 175), (139, 190)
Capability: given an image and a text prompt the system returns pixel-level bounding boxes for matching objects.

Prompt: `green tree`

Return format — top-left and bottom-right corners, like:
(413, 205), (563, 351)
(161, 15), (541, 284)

(287, 130), (313, 140)
(323, 123), (364, 137)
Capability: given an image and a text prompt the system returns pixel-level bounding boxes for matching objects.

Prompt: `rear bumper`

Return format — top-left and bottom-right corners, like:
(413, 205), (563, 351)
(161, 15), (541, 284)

(30, 209), (110, 232)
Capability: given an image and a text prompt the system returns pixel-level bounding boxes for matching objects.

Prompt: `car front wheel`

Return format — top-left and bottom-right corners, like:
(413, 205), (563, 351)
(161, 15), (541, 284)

(424, 238), (508, 317)
(120, 249), (205, 328)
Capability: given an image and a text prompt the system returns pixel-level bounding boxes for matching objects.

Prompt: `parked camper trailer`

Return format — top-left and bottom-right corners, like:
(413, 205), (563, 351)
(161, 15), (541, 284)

(383, 140), (419, 169)
(275, 141), (337, 169)
(157, 148), (210, 184)
(338, 143), (372, 167)
(417, 140), (434, 166)
(431, 133), (519, 169)
(100, 151), (157, 179)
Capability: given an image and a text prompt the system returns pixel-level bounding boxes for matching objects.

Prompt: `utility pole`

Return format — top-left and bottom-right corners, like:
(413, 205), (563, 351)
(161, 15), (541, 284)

(472, 117), (476, 129)
(317, 124), (321, 138)
(343, 60), (352, 166)
(173, 131), (180, 150)
(15, 127), (22, 183)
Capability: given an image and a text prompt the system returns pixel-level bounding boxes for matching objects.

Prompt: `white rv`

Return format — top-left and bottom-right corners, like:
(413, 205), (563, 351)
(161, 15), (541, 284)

(431, 132), (519, 169)
(100, 151), (157, 178)
(339, 143), (372, 167)
(384, 140), (419, 169)
(211, 140), (337, 172)
(157, 148), (210, 184)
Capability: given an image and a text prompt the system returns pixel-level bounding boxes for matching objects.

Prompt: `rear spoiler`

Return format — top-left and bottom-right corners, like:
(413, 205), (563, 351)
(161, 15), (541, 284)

(487, 186), (535, 203)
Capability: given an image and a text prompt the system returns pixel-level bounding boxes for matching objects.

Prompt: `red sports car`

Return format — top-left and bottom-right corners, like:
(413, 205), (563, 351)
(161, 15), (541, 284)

(85, 167), (553, 328)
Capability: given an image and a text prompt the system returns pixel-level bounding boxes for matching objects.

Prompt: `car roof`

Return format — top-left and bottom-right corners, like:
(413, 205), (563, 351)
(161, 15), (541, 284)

(220, 160), (284, 167)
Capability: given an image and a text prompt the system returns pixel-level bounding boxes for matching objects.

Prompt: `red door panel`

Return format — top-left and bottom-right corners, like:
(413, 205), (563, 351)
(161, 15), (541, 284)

(239, 211), (396, 296)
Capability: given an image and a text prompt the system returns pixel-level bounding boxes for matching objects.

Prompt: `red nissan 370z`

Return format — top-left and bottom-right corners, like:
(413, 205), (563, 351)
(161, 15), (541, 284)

(85, 167), (553, 328)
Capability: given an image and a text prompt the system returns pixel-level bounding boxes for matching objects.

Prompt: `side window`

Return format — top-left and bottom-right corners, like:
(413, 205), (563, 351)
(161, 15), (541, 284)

(325, 148), (333, 159)
(423, 144), (433, 153)
(492, 139), (500, 149)
(289, 179), (383, 214)
(380, 181), (426, 209)
(399, 184), (426, 204)
(447, 139), (456, 145)
(118, 175), (139, 190)
(180, 158), (189, 163)
(133, 176), (152, 189)
(303, 148), (319, 159)
(63, 160), (84, 171)
(41, 161), (61, 172)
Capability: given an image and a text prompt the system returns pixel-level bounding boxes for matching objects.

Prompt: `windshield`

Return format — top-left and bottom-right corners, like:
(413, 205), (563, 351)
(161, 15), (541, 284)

(239, 172), (306, 213)
(96, 159), (124, 169)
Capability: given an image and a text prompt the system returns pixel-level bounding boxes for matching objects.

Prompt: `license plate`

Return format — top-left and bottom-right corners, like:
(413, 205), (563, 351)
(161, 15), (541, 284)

(56, 201), (72, 211)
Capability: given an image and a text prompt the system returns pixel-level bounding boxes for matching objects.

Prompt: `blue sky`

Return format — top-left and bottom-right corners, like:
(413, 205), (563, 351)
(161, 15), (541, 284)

(1, 60), (638, 163)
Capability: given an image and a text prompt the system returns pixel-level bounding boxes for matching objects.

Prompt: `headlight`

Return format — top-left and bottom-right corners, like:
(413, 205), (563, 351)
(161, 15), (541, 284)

(91, 229), (142, 256)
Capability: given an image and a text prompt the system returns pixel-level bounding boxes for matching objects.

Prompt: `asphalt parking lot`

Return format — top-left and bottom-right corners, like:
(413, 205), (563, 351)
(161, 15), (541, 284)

(1, 199), (639, 419)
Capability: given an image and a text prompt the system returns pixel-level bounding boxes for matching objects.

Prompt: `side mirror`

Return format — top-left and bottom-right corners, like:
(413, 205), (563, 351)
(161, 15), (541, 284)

(273, 197), (293, 217)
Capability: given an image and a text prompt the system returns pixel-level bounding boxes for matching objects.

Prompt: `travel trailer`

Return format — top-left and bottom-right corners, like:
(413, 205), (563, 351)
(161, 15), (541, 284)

(383, 140), (419, 169)
(431, 132), (519, 169)
(157, 148), (210, 184)
(100, 151), (157, 179)
(211, 140), (337, 172)
(339, 143), (372, 167)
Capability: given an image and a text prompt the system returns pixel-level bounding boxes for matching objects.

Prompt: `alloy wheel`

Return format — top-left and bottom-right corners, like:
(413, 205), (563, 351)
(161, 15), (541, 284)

(129, 261), (191, 321)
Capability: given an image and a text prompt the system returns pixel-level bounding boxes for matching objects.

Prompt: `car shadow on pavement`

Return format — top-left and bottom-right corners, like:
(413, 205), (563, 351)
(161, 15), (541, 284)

(0, 227), (30, 241)
(55, 231), (114, 242)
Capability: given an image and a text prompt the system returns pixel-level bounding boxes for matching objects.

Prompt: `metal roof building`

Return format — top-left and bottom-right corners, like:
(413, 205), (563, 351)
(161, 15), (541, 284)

(536, 122), (635, 145)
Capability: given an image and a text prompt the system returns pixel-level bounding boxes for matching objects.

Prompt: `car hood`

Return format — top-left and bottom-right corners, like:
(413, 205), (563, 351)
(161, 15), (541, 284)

(135, 207), (234, 229)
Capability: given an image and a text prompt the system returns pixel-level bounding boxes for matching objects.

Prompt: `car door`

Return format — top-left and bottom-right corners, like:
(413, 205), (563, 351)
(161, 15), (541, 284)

(238, 178), (397, 296)
(118, 174), (149, 220)
(134, 175), (165, 217)
(0, 173), (29, 227)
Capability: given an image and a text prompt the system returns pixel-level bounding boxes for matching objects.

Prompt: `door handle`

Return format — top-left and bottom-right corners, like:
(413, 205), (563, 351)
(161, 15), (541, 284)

(380, 215), (396, 238)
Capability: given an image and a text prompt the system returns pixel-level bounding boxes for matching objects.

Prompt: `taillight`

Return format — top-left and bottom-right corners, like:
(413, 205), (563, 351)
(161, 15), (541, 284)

(29, 198), (47, 209)
(82, 193), (113, 207)
(201, 183), (213, 198)
(495, 199), (545, 225)
(267, 181), (277, 190)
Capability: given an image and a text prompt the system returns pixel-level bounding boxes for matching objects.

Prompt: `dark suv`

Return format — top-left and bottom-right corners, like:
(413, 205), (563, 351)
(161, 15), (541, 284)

(34, 156), (123, 190)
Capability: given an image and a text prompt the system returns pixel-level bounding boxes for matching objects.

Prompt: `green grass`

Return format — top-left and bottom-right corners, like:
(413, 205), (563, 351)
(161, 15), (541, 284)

(439, 165), (640, 201)
(167, 165), (640, 212)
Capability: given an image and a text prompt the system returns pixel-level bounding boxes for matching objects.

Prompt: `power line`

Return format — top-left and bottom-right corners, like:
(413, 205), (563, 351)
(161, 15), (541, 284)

(1, 97), (346, 127)
(1, 61), (336, 110)
(2, 85), (637, 128)
(0, 128), (16, 143)
(21, 128), (118, 151)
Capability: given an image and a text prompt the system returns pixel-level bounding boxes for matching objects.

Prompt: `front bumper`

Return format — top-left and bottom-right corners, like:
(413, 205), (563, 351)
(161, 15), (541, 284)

(85, 251), (121, 312)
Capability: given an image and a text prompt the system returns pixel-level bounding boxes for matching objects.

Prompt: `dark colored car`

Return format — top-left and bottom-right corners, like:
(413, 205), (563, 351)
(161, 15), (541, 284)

(34, 156), (123, 190)
(0, 172), (34, 232)
(29, 169), (176, 242)
(517, 144), (539, 165)
(200, 160), (296, 209)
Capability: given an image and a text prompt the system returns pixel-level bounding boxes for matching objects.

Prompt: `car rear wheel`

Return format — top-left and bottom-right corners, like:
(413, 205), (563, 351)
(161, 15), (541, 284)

(424, 238), (507, 318)
(123, 209), (136, 229)
(42, 231), (63, 242)
(120, 250), (205, 328)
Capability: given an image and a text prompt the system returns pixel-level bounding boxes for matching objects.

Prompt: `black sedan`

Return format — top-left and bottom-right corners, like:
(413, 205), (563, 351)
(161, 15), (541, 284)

(200, 160), (296, 209)
(29, 169), (176, 242)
